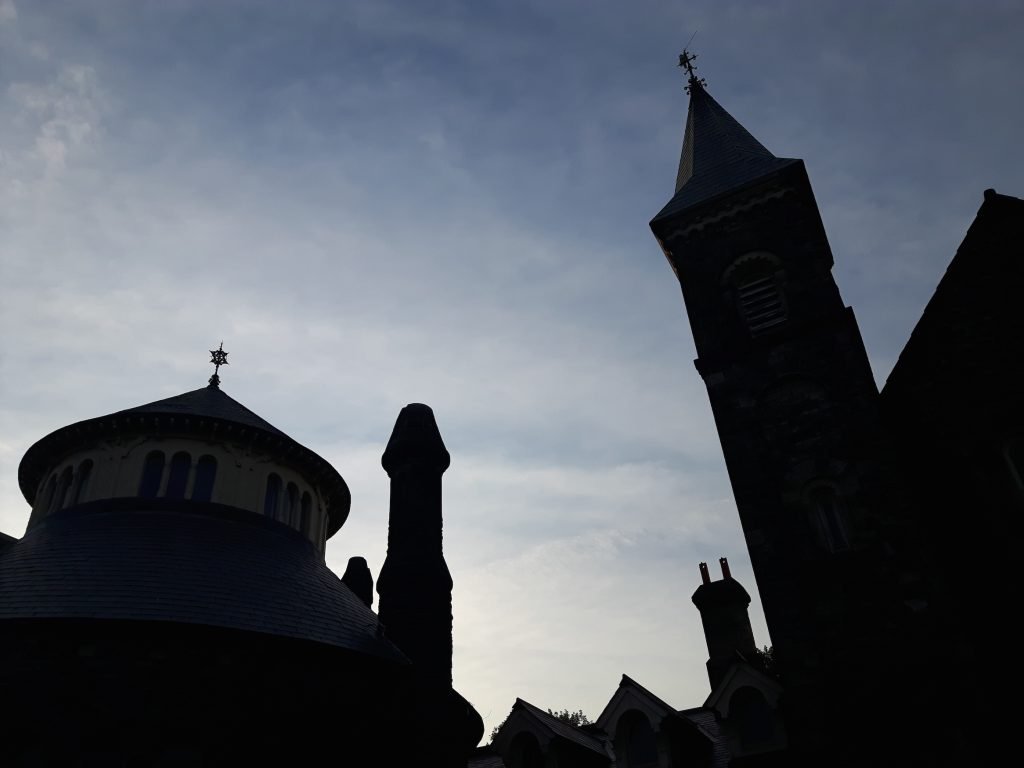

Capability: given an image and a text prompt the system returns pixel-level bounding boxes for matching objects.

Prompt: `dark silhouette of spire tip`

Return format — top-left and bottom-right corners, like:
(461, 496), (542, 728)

(679, 48), (707, 94)
(208, 342), (228, 388)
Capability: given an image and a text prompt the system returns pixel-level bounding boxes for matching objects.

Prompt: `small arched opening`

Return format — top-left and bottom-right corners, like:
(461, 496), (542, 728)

(69, 459), (94, 507)
(192, 455), (217, 502)
(38, 474), (57, 516)
(729, 686), (776, 750)
(139, 451), (166, 498)
(284, 483), (299, 528)
(264, 474), (282, 520)
(508, 732), (544, 768)
(300, 492), (312, 536)
(616, 710), (659, 768)
(165, 451), (192, 499)
(51, 466), (74, 514)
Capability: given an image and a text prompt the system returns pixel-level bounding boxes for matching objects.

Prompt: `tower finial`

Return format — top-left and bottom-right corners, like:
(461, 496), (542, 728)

(208, 341), (228, 387)
(679, 49), (707, 94)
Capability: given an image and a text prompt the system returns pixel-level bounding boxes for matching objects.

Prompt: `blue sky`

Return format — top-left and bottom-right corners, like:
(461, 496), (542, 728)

(2, 0), (1022, 738)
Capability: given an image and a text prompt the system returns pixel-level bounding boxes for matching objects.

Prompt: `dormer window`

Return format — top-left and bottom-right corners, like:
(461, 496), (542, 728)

(617, 710), (658, 768)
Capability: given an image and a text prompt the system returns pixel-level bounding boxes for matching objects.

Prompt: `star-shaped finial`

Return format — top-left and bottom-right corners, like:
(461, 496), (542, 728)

(208, 342), (229, 388)
(679, 49), (707, 94)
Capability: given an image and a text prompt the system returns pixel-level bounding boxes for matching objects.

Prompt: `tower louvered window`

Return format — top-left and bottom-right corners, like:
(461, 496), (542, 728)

(737, 273), (786, 333)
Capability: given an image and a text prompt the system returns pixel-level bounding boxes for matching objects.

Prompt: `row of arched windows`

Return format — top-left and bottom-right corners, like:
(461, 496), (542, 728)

(139, 451), (217, 502)
(38, 459), (94, 517)
(263, 473), (318, 537)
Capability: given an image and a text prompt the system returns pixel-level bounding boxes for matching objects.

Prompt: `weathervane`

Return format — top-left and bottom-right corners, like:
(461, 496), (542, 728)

(679, 48), (707, 94)
(208, 342), (228, 388)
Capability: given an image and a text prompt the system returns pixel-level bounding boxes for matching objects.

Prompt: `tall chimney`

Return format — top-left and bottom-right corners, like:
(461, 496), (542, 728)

(377, 403), (453, 686)
(341, 556), (374, 608)
(691, 557), (757, 690)
(376, 404), (456, 763)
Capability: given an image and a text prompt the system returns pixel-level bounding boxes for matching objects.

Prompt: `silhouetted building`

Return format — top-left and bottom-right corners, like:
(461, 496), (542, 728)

(0, 381), (482, 764)
(489, 560), (785, 768)
(488, 64), (1022, 768)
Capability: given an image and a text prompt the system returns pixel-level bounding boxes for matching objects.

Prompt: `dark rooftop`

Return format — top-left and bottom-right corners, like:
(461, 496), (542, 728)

(115, 384), (291, 439)
(513, 698), (606, 755)
(0, 501), (405, 663)
(652, 83), (799, 223)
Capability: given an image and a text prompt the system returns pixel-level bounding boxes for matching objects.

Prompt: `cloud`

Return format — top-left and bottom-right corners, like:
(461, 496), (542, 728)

(1, 0), (1022, 744)
(0, 0), (16, 25)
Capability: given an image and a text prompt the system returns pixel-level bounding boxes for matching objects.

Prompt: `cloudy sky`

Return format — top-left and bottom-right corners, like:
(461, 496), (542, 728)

(2, 0), (1022, 738)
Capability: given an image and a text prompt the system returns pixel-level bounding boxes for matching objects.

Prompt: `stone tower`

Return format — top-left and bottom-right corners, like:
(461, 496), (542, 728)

(649, 69), (896, 757)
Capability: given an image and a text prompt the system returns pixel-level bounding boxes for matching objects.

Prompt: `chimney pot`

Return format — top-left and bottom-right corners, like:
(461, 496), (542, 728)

(719, 557), (731, 579)
(699, 562), (710, 584)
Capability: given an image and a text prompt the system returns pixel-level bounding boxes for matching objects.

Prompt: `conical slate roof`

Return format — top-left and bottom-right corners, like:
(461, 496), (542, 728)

(115, 384), (291, 439)
(18, 383), (351, 536)
(652, 83), (799, 223)
(0, 502), (406, 662)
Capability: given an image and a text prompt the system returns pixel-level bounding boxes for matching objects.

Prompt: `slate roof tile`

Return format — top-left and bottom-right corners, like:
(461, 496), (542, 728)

(652, 84), (799, 223)
(0, 504), (407, 664)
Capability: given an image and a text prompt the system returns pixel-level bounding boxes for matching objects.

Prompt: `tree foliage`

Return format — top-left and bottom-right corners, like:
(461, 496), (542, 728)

(547, 708), (592, 728)
(488, 708), (592, 745)
(749, 645), (779, 679)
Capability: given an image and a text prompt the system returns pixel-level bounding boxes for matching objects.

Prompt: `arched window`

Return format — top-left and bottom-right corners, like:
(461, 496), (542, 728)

(139, 451), (165, 498)
(51, 466), (73, 513)
(284, 483), (299, 528)
(509, 733), (544, 768)
(614, 708), (655, 768)
(730, 686), (775, 748)
(809, 486), (849, 552)
(724, 253), (787, 335)
(39, 474), (57, 516)
(69, 459), (94, 507)
(192, 455), (217, 502)
(165, 452), (192, 499)
(264, 474), (282, 519)
(300, 492), (312, 536)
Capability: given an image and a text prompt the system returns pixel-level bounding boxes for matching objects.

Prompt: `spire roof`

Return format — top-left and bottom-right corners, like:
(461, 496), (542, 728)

(652, 82), (799, 223)
(115, 385), (290, 440)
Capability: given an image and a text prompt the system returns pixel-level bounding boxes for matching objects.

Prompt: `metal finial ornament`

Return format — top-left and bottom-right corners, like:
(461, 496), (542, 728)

(679, 49), (707, 94)
(208, 342), (228, 388)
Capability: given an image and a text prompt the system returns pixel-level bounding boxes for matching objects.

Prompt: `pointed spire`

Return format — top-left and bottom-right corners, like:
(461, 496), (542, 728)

(654, 56), (799, 223)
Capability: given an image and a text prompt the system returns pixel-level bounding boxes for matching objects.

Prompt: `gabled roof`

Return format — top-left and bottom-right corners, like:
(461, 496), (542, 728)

(703, 660), (784, 717)
(596, 674), (712, 750)
(652, 83), (799, 223)
(596, 674), (678, 732)
(511, 698), (606, 755)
